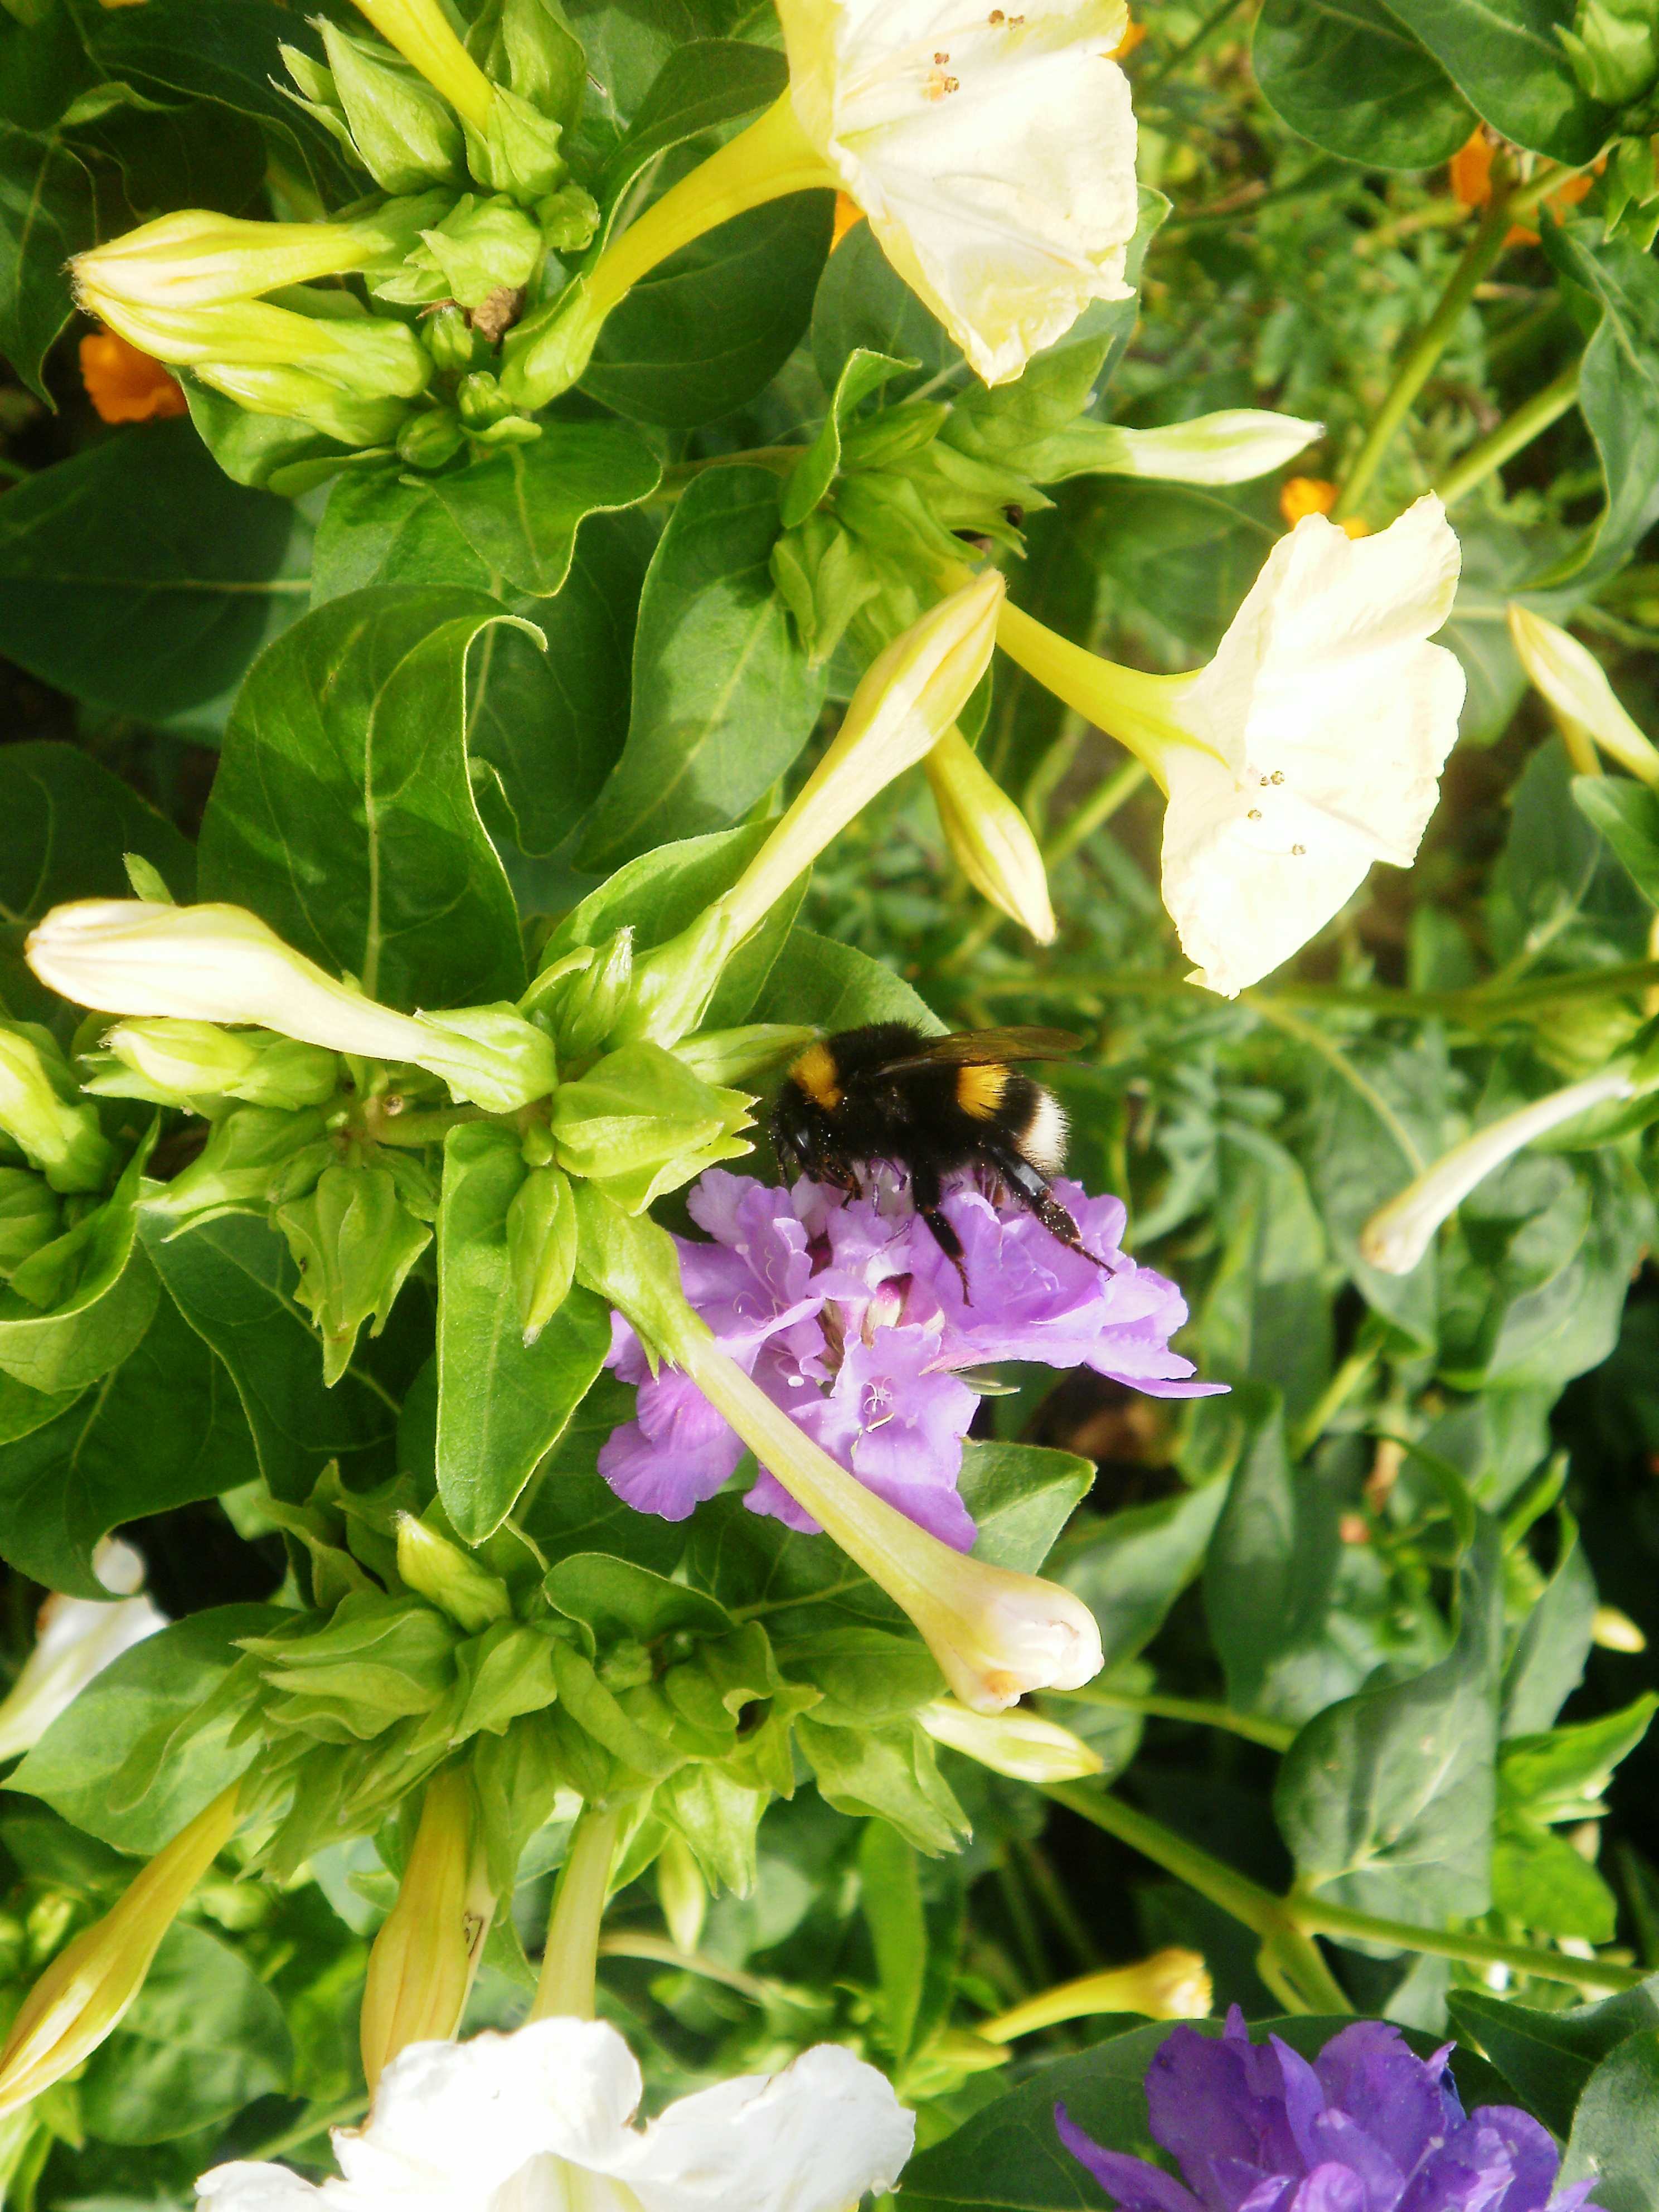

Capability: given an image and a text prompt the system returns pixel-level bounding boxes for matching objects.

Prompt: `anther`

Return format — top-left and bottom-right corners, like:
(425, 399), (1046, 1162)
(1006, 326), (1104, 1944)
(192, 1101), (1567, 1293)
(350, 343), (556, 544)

(989, 6), (1004, 18)
(934, 49), (949, 61)
(1247, 808), (1262, 821)
(1270, 770), (1284, 784)
(1291, 843), (1306, 856)
(943, 72), (959, 89)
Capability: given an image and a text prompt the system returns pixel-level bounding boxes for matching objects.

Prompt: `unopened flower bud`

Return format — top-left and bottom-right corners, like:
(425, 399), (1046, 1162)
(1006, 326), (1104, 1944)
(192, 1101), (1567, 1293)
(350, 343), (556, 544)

(425, 303), (479, 375)
(93, 294), (432, 405)
(654, 1830), (707, 1954)
(395, 1513), (511, 1633)
(1040, 410), (1321, 488)
(191, 363), (411, 449)
(1508, 604), (1659, 788)
(276, 1162), (434, 1384)
(457, 368), (511, 428)
(348, 0), (497, 130)
(554, 928), (634, 1061)
(87, 1019), (338, 1112)
(506, 1162), (577, 1345)
(0, 1172), (60, 1273)
(1592, 1604), (1647, 1653)
(918, 1697), (1102, 1783)
(316, 18), (464, 192)
(394, 405), (463, 469)
(1361, 1065), (1640, 1275)
(0, 1783), (239, 2116)
(1559, 0), (1659, 103)
(71, 201), (438, 314)
(464, 84), (566, 202)
(717, 571), (1005, 948)
(0, 1026), (110, 1195)
(924, 728), (1055, 942)
(360, 1768), (495, 2091)
(537, 183), (600, 254)
(978, 1948), (1212, 2041)
(490, 0), (585, 133)
(143, 1105), (331, 1231)
(28, 901), (551, 1110)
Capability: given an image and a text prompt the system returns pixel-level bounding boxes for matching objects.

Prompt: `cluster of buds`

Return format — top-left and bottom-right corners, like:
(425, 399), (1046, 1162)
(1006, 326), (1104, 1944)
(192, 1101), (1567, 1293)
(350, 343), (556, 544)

(1554, 0), (1659, 242)
(71, 0), (598, 459)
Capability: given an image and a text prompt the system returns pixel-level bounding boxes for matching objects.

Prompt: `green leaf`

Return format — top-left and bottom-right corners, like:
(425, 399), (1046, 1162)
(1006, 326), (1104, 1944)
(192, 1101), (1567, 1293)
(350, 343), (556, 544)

(578, 466), (826, 867)
(0, 1144), (157, 1397)
(0, 1283), (256, 1593)
(140, 1212), (403, 1503)
(594, 38), (785, 234)
(199, 585), (532, 1010)
(515, 1375), (688, 1576)
(431, 423), (661, 598)
(812, 219), (961, 402)
(1503, 1506), (1598, 1733)
(749, 927), (945, 1037)
(1061, 1482), (1225, 1676)
(1563, 2032), (1659, 2212)
(958, 1440), (1094, 1573)
(436, 1124), (614, 1542)
(544, 1551), (733, 1642)
(0, 420), (312, 727)
(1449, 1977), (1659, 2137)
(796, 1716), (967, 1856)
(79, 1920), (290, 2144)
(1085, 481), (1282, 667)
(860, 1817), (927, 2060)
(584, 193), (833, 428)
(1275, 1515), (1503, 1921)
(1539, 226), (1659, 585)
(1576, 775), (1659, 905)
(12, 1602), (285, 1852)
(0, 122), (95, 402)
(1253, 0), (1475, 168)
(1378, 0), (1614, 163)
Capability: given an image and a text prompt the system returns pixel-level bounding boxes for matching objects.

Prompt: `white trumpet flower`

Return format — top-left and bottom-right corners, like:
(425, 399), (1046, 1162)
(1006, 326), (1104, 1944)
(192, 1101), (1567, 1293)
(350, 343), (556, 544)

(0, 1540), (164, 1764)
(995, 496), (1466, 996)
(198, 2017), (914, 2212)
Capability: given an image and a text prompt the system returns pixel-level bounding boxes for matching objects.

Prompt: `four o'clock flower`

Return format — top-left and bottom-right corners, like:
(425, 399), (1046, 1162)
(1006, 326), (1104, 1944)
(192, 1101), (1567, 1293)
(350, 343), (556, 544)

(924, 726), (1056, 942)
(991, 496), (1466, 996)
(919, 1696), (1103, 1783)
(0, 1539), (164, 1764)
(197, 2016), (914, 2212)
(978, 1947), (1212, 2040)
(358, 1767), (496, 2092)
(1508, 603), (1659, 787)
(503, 1), (1139, 405)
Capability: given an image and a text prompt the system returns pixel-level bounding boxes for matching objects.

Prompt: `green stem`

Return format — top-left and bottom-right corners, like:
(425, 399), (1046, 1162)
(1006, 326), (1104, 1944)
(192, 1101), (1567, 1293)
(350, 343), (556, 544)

(533, 1803), (623, 2021)
(1333, 190), (1517, 521)
(1061, 1684), (1296, 1753)
(596, 1932), (772, 2003)
(1138, 0), (1250, 91)
(651, 447), (801, 505)
(1043, 760), (1150, 870)
(1044, 1785), (1645, 1998)
(976, 957), (1659, 1022)
(1434, 364), (1580, 508)
(241, 2094), (370, 2162)
(1288, 1335), (1383, 1461)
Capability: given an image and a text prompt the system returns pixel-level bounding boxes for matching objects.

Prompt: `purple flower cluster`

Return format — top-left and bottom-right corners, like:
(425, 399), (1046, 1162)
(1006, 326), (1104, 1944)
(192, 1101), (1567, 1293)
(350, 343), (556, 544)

(1058, 2009), (1598, 2212)
(600, 1169), (1219, 1550)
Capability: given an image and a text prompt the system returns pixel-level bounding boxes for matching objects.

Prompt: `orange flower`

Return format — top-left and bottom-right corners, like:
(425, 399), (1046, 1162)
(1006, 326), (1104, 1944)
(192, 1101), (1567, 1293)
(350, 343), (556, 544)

(79, 327), (187, 424)
(830, 191), (865, 250)
(1279, 477), (1367, 538)
(1109, 15), (1146, 57)
(1449, 127), (1494, 211)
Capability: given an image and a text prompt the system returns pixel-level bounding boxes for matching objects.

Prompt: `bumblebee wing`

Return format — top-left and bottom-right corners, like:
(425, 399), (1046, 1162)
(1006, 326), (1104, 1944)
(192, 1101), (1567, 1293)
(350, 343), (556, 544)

(869, 1026), (1083, 1075)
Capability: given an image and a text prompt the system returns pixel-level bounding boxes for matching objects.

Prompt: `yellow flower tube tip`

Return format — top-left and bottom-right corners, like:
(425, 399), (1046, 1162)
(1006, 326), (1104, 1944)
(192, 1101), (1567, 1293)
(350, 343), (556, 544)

(1507, 602), (1659, 789)
(347, 0), (496, 131)
(977, 1947), (1213, 2041)
(0, 1783), (240, 2117)
(918, 1696), (1102, 1782)
(360, 1768), (496, 2092)
(924, 726), (1055, 942)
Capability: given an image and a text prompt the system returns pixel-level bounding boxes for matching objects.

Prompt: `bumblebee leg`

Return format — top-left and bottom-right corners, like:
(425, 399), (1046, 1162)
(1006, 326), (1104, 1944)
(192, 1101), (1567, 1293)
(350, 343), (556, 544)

(911, 1161), (971, 1301)
(987, 1143), (1110, 1269)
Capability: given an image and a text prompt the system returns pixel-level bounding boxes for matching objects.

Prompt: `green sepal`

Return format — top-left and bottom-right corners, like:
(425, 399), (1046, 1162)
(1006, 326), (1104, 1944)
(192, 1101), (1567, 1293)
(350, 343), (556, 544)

(274, 1162), (435, 1385)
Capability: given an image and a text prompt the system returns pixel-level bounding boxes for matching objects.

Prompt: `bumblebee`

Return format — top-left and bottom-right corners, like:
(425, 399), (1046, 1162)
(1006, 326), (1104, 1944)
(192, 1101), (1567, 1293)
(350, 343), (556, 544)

(770, 1022), (1102, 1286)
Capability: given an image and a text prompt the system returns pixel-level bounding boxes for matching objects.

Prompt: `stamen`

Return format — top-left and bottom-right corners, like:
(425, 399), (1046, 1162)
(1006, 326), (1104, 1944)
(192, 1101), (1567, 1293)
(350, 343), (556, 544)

(1291, 843), (1306, 856)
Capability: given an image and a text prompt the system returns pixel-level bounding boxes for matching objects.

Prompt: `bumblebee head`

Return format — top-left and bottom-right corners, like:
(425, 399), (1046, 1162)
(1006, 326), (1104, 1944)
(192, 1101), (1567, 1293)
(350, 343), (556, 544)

(770, 1042), (840, 1178)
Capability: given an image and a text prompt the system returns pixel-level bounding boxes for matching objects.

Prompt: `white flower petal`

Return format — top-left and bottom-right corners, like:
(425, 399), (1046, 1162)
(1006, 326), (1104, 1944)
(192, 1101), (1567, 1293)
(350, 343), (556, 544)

(777, 0), (1137, 384)
(0, 1547), (166, 1764)
(197, 2162), (326, 2211)
(1162, 496), (1466, 997)
(604, 2044), (914, 2212)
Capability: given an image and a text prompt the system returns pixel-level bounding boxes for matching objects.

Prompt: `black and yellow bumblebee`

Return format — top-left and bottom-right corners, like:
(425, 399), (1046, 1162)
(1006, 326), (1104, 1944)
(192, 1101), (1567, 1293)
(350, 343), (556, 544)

(770, 1022), (1103, 1288)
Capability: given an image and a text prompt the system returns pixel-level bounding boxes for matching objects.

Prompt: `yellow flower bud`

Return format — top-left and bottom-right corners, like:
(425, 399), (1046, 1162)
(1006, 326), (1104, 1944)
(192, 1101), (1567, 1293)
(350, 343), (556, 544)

(395, 1514), (512, 1633)
(360, 1769), (496, 2092)
(71, 203), (435, 314)
(924, 727), (1055, 942)
(1592, 1605), (1647, 1655)
(0, 1784), (239, 2116)
(918, 1697), (1102, 1782)
(977, 1947), (1212, 2041)
(1507, 603), (1659, 788)
(348, 0), (497, 130)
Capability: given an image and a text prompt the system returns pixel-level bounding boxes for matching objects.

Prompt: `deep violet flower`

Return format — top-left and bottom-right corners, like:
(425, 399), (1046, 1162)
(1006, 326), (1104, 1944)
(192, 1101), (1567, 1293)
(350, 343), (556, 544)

(1056, 2008), (1600, 2212)
(599, 1169), (1220, 1550)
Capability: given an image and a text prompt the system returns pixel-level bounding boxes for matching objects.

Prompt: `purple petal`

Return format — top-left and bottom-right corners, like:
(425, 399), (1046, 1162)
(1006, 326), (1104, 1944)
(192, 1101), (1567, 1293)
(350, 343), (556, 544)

(1314, 2023), (1463, 2182)
(1056, 2106), (1206, 2212)
(1396, 2108), (1563, 2212)
(596, 1368), (744, 1521)
(1289, 2167), (1369, 2212)
(1269, 2038), (1329, 2170)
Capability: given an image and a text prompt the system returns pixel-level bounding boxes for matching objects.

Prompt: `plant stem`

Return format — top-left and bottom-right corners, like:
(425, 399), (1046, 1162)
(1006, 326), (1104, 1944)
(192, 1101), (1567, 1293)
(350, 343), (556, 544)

(977, 957), (1659, 1022)
(1333, 192), (1517, 521)
(596, 1932), (773, 2003)
(533, 1803), (623, 2021)
(1044, 1784), (1645, 1998)
(1434, 364), (1580, 508)
(1061, 1682), (1296, 1753)
(1289, 1335), (1383, 1461)
(241, 2094), (370, 2162)
(1138, 0), (1249, 91)
(1044, 760), (1150, 871)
